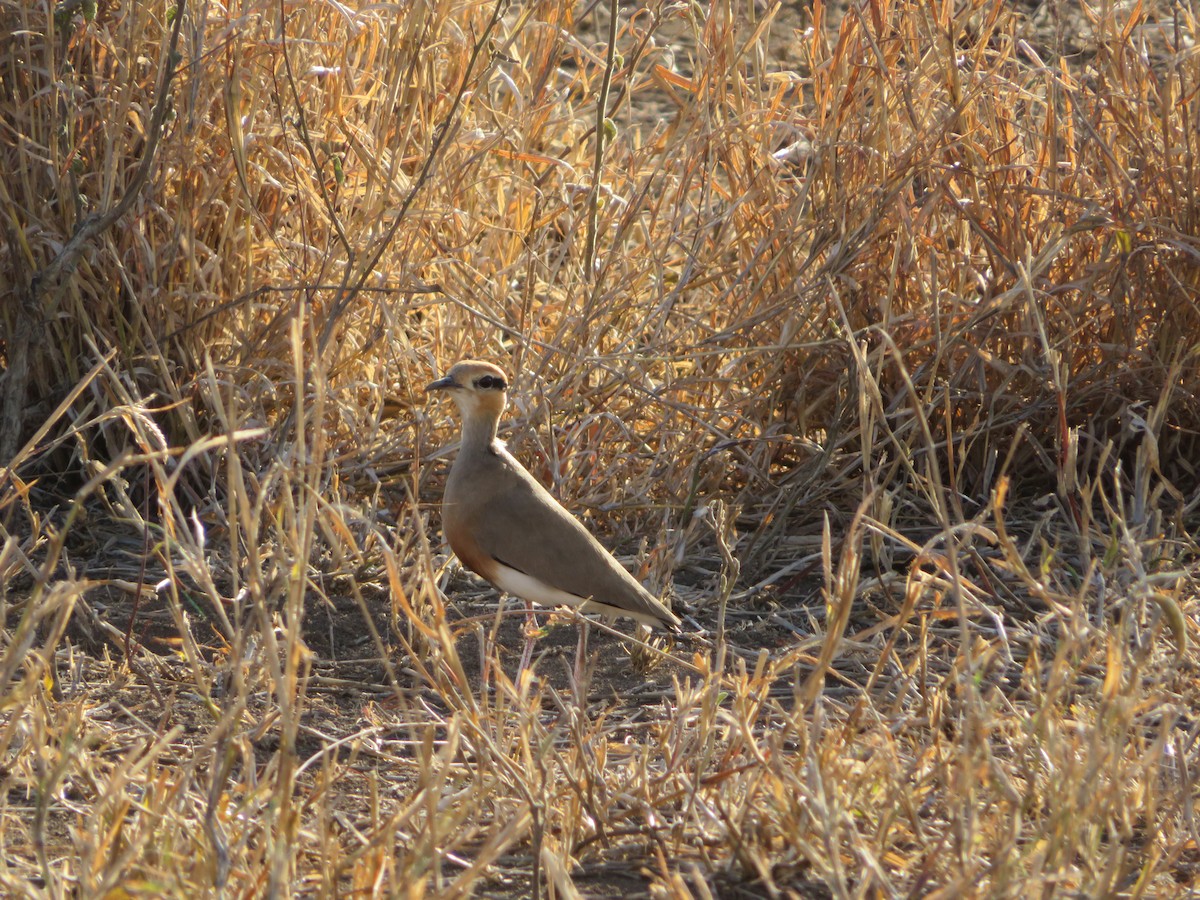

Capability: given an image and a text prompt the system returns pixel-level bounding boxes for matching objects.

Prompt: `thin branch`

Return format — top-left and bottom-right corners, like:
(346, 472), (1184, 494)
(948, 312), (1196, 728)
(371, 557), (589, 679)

(315, 0), (508, 357)
(583, 0), (621, 278)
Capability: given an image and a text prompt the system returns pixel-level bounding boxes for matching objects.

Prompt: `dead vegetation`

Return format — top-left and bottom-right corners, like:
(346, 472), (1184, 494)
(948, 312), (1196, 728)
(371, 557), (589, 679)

(2, 0), (1199, 895)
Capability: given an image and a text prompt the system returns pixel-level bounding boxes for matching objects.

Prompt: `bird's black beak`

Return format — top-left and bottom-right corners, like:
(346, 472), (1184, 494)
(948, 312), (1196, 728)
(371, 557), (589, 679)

(426, 374), (459, 392)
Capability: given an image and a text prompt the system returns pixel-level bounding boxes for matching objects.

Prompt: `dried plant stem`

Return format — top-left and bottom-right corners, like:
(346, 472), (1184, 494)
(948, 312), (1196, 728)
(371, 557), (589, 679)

(0, 0), (186, 463)
(583, 0), (620, 278)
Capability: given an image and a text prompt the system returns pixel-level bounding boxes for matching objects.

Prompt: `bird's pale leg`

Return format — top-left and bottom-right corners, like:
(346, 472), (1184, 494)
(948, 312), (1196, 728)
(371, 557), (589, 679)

(518, 598), (539, 673)
(571, 617), (590, 699)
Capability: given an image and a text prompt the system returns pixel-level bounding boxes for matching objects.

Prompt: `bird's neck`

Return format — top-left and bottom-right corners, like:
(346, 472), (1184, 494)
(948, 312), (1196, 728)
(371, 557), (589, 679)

(459, 412), (501, 456)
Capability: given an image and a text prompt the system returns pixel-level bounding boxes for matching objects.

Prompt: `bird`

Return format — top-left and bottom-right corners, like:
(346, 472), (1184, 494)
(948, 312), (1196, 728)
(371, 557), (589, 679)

(426, 360), (681, 671)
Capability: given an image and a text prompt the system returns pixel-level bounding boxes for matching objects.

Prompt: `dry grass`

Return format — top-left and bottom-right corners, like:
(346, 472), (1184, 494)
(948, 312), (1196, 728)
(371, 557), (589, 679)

(2, 0), (1200, 895)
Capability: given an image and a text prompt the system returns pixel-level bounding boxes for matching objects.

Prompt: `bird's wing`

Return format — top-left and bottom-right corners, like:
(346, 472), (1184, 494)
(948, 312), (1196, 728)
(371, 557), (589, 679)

(469, 458), (679, 627)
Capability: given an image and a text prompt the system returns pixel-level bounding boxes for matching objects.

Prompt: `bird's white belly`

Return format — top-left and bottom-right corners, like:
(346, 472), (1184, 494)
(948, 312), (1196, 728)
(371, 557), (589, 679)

(488, 560), (662, 626)
(490, 561), (591, 610)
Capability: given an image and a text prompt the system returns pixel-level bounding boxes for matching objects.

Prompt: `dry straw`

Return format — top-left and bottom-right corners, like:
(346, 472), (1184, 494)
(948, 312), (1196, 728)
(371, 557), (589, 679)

(1, 0), (1198, 895)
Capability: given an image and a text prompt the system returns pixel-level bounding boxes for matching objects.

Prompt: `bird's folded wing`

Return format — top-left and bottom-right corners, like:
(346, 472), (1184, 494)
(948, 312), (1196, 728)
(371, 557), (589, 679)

(471, 471), (677, 625)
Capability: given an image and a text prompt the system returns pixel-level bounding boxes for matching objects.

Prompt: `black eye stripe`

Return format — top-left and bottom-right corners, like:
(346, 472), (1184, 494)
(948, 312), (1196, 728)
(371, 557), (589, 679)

(476, 375), (506, 390)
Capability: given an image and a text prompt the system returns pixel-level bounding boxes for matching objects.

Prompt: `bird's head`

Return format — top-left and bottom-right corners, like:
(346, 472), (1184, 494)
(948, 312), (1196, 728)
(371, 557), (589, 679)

(426, 360), (509, 422)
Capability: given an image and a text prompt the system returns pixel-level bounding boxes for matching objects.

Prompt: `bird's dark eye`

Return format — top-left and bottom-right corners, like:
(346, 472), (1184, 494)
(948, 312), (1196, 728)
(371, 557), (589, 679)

(476, 375), (505, 390)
